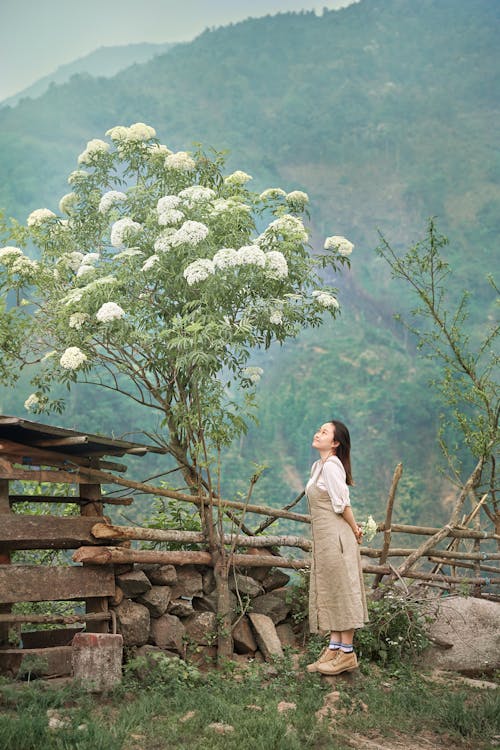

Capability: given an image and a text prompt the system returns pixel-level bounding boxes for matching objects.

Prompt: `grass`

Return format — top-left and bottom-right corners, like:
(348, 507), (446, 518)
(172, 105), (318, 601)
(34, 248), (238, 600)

(0, 652), (498, 750)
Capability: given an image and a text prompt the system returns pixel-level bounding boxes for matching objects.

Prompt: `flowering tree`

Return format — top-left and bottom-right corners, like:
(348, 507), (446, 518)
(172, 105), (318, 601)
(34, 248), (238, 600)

(0, 122), (353, 658)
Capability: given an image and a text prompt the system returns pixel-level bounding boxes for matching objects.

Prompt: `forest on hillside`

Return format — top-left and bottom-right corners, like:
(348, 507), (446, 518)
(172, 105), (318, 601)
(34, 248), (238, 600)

(0, 0), (498, 528)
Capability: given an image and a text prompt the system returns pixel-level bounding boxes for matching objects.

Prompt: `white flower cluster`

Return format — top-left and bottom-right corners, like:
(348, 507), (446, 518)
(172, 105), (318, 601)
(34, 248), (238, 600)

(110, 217), (142, 248)
(269, 310), (283, 325)
(106, 123), (156, 142)
(183, 258), (215, 285)
(98, 191), (127, 213)
(243, 366), (263, 383)
(237, 245), (266, 268)
(61, 251), (84, 271)
(67, 170), (88, 185)
(259, 188), (286, 201)
(96, 302), (125, 323)
(76, 264), (96, 278)
(78, 139), (110, 165)
(224, 170), (252, 186)
(27, 208), (57, 227)
(265, 250), (288, 279)
(178, 185), (216, 207)
(361, 515), (378, 542)
(169, 220), (209, 248)
(165, 151), (196, 172)
(258, 214), (308, 246)
(69, 312), (90, 330)
(286, 190), (309, 211)
(157, 195), (181, 211)
(59, 192), (78, 215)
(142, 254), (159, 272)
(154, 229), (176, 253)
(158, 208), (184, 226)
(24, 393), (40, 411)
(324, 235), (354, 256)
(312, 290), (340, 309)
(213, 248), (239, 269)
(59, 346), (87, 370)
(0, 246), (23, 264)
(148, 144), (172, 160)
(9, 257), (39, 278)
(210, 198), (251, 217)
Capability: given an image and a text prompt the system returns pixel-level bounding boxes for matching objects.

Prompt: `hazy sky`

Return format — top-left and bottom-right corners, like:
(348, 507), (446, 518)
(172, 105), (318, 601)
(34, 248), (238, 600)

(0, 0), (354, 101)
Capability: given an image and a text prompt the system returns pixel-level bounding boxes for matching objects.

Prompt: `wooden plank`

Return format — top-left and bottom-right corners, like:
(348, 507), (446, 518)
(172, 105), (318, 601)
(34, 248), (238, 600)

(0, 515), (108, 549)
(9, 495), (133, 506)
(0, 459), (82, 484)
(0, 565), (115, 603)
(22, 627), (83, 649)
(0, 646), (72, 678)
(0, 478), (11, 647)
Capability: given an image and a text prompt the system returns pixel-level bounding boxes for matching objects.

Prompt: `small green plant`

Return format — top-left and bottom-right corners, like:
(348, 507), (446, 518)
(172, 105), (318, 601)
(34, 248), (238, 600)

(355, 587), (432, 665)
(143, 496), (203, 550)
(124, 651), (202, 689)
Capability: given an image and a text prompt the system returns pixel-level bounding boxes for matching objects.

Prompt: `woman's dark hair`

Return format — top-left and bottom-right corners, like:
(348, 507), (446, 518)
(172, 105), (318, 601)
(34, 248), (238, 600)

(330, 419), (353, 485)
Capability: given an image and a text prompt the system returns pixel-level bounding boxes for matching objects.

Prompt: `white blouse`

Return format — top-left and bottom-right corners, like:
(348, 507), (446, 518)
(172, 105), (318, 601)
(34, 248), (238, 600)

(306, 455), (351, 514)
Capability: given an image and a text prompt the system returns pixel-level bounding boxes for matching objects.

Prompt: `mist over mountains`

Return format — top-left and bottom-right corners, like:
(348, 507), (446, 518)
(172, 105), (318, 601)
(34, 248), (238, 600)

(1, 0), (498, 523)
(0, 42), (176, 109)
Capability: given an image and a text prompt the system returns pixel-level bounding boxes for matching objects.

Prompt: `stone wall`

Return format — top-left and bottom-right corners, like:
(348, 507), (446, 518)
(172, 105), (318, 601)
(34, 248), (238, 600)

(111, 555), (300, 667)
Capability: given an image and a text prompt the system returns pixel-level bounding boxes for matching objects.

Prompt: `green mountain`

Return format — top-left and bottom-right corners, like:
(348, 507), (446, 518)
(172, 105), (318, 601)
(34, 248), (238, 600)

(0, 42), (176, 109)
(1, 0), (498, 527)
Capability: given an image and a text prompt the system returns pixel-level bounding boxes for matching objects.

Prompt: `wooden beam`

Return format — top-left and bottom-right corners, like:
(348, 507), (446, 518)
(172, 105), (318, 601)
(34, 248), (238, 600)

(9, 495), (133, 506)
(362, 562), (499, 586)
(0, 612), (111, 624)
(31, 436), (89, 448)
(73, 545), (309, 569)
(387, 523), (498, 540)
(0, 564), (115, 603)
(0, 515), (110, 549)
(91, 522), (313, 550)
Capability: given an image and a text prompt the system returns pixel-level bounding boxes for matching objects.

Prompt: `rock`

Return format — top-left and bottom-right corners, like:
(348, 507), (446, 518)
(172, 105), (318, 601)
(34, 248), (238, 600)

(248, 613), (283, 660)
(422, 596), (500, 674)
(243, 547), (280, 581)
(137, 586), (172, 618)
(229, 573), (264, 598)
(180, 710), (197, 723)
(184, 612), (217, 646)
(276, 622), (297, 648)
(114, 600), (150, 646)
(72, 633), (123, 692)
(128, 645), (179, 680)
(170, 566), (203, 599)
(201, 567), (216, 595)
(250, 589), (291, 624)
(168, 598), (195, 617)
(109, 585), (124, 607)
(315, 690), (341, 723)
(47, 709), (71, 731)
(232, 616), (258, 654)
(149, 613), (186, 654)
(208, 722), (234, 734)
(262, 568), (291, 592)
(116, 569), (152, 597)
(193, 590), (238, 621)
(148, 564), (178, 587)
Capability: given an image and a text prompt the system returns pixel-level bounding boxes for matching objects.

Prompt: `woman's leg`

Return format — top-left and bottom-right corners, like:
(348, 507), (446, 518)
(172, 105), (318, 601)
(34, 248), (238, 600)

(340, 629), (354, 647)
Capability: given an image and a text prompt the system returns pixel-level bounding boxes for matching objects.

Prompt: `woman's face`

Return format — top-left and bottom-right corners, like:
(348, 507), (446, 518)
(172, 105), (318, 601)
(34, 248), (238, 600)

(312, 422), (336, 453)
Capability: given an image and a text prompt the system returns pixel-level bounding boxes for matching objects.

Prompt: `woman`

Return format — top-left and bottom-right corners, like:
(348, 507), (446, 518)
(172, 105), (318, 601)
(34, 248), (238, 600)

(306, 419), (368, 675)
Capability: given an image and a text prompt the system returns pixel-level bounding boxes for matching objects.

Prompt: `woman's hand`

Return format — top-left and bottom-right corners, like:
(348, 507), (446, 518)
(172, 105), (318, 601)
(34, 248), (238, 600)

(354, 525), (363, 544)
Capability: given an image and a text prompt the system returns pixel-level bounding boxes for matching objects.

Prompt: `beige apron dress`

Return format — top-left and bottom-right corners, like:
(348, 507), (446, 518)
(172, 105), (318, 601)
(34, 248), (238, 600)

(307, 465), (368, 633)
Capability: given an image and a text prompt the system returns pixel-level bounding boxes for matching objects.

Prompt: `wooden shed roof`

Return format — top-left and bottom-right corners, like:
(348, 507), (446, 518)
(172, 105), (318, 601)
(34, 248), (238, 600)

(0, 415), (166, 458)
